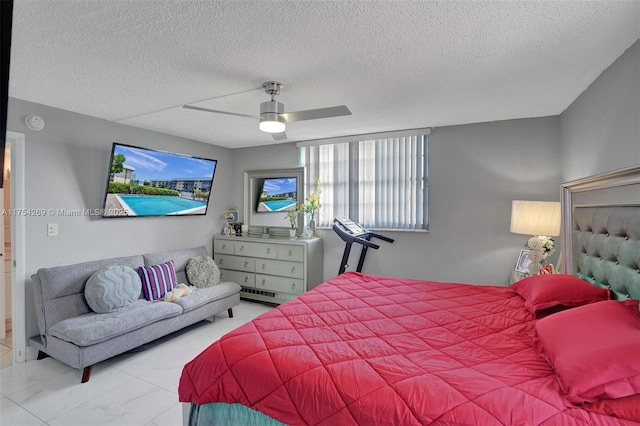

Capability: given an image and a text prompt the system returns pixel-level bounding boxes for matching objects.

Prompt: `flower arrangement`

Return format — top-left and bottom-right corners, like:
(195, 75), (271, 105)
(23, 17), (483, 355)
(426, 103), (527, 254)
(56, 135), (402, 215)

(298, 178), (322, 220)
(537, 236), (555, 259)
(284, 209), (298, 228)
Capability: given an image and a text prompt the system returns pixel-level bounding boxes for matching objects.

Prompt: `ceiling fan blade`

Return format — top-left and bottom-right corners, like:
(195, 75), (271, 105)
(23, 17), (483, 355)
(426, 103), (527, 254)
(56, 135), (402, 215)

(272, 132), (288, 141)
(183, 104), (259, 120)
(281, 105), (351, 123)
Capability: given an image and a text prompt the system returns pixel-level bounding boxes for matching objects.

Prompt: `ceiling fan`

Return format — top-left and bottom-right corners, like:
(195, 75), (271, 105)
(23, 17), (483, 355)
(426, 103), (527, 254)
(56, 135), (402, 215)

(183, 81), (352, 140)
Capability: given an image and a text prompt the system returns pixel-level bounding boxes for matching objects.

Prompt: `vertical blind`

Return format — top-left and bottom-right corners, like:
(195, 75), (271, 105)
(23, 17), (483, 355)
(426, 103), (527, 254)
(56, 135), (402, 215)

(302, 133), (428, 230)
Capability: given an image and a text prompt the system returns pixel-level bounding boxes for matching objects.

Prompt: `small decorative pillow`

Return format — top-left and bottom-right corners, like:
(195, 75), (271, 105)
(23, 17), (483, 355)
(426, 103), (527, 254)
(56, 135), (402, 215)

(511, 274), (609, 315)
(186, 256), (220, 288)
(536, 299), (640, 405)
(85, 265), (141, 313)
(138, 260), (178, 301)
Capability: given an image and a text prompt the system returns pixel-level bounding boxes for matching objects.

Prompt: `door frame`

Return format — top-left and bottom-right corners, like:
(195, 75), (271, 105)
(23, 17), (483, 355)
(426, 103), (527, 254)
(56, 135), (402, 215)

(6, 131), (25, 363)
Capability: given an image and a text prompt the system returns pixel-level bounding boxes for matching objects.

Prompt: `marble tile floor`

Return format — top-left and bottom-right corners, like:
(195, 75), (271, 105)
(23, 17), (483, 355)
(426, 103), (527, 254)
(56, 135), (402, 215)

(0, 300), (273, 426)
(1, 329), (12, 369)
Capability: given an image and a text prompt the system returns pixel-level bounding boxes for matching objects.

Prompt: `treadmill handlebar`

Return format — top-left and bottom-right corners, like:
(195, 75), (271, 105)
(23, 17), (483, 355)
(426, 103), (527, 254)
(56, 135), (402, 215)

(365, 232), (395, 244)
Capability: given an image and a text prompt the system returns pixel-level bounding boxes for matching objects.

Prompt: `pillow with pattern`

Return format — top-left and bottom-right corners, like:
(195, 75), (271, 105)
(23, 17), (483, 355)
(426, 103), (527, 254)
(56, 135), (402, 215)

(138, 260), (177, 301)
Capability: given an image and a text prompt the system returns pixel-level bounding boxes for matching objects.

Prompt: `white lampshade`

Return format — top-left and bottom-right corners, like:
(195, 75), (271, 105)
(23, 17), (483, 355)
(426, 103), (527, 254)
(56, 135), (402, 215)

(259, 113), (286, 133)
(510, 200), (561, 237)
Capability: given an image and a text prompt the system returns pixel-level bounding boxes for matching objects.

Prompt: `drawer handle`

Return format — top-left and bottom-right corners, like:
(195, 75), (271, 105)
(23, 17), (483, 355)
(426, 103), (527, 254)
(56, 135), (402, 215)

(240, 245), (244, 252)
(244, 276), (248, 283)
(267, 248), (271, 254)
(288, 250), (292, 256)
(219, 259), (224, 264)
(261, 263), (266, 269)
(222, 244), (226, 250)
(291, 283), (296, 290)
(244, 261), (249, 267)
(291, 266), (296, 273)
(261, 278), (266, 285)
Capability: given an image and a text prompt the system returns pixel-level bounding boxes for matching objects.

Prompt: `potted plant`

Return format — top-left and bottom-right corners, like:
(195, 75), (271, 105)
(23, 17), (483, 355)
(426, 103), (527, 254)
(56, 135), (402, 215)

(284, 209), (298, 239)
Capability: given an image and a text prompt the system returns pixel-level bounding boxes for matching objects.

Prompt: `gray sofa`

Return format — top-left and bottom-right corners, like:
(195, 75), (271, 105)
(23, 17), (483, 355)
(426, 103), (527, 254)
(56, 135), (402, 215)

(30, 246), (241, 383)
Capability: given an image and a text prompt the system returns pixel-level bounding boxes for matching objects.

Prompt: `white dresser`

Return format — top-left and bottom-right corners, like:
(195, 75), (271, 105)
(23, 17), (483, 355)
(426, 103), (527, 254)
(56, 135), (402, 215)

(213, 235), (324, 304)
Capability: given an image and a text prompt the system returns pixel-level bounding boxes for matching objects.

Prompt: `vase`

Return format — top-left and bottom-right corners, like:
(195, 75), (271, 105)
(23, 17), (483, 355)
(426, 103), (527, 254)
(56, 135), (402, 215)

(309, 217), (316, 237)
(289, 228), (296, 239)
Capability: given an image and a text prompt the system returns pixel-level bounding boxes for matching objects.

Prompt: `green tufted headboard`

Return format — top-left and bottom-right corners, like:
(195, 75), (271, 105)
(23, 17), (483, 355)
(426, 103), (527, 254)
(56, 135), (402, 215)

(561, 166), (640, 301)
(572, 206), (640, 300)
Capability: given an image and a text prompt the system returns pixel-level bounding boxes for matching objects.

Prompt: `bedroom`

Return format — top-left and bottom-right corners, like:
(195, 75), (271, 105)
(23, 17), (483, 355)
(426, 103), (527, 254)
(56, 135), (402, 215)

(1, 0), (639, 425)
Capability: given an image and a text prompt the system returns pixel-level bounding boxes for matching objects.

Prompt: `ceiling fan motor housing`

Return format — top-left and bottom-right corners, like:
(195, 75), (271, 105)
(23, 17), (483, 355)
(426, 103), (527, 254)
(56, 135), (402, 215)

(260, 100), (285, 122)
(259, 100), (286, 132)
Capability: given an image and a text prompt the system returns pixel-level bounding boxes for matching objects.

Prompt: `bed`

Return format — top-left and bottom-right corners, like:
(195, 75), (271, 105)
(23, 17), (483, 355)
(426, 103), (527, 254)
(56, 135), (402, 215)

(179, 166), (640, 425)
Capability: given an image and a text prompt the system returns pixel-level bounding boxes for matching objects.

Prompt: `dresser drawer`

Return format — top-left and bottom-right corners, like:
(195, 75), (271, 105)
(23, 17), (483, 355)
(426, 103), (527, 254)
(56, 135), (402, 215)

(219, 269), (255, 287)
(255, 259), (303, 279)
(255, 274), (304, 295)
(214, 239), (235, 255)
(235, 241), (278, 259)
(215, 255), (255, 272)
(278, 245), (304, 262)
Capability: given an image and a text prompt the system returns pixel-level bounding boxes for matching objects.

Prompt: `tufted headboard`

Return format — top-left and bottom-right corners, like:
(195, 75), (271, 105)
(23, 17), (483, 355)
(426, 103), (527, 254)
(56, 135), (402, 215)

(572, 206), (640, 299)
(561, 166), (640, 301)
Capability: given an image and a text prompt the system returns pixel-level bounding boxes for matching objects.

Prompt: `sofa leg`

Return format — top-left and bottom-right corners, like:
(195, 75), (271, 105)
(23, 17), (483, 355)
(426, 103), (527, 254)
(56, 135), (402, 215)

(227, 308), (234, 318)
(81, 365), (93, 383)
(37, 351), (49, 360)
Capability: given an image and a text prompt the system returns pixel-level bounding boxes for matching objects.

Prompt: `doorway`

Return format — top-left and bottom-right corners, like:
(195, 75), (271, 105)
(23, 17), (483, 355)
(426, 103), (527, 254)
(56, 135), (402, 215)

(0, 143), (11, 367)
(2, 132), (25, 365)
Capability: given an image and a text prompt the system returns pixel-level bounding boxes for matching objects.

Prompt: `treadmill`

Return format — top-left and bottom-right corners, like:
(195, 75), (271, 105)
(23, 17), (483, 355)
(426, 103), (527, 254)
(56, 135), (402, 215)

(332, 217), (394, 275)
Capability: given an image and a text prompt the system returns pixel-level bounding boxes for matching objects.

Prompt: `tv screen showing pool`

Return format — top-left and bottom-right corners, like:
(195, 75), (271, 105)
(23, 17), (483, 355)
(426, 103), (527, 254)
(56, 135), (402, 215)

(256, 177), (298, 212)
(102, 143), (217, 217)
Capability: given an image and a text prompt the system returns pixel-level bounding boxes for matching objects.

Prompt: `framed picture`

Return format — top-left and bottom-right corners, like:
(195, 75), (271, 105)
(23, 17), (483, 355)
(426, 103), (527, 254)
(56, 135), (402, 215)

(515, 249), (532, 273)
(224, 207), (239, 224)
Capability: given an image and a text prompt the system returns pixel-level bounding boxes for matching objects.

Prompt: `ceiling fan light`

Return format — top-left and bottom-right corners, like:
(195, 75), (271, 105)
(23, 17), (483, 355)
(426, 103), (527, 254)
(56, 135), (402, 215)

(259, 113), (286, 133)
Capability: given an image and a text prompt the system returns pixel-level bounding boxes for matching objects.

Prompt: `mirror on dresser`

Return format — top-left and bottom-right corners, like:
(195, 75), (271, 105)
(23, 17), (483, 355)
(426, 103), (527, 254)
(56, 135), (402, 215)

(243, 167), (305, 237)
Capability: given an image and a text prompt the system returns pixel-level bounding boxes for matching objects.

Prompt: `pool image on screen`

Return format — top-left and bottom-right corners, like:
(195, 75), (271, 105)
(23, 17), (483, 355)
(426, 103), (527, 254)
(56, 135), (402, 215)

(102, 143), (217, 217)
(256, 177), (298, 212)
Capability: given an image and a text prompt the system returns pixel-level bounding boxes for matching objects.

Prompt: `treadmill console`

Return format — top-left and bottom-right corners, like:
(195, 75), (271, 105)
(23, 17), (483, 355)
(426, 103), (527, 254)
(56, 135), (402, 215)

(334, 216), (367, 236)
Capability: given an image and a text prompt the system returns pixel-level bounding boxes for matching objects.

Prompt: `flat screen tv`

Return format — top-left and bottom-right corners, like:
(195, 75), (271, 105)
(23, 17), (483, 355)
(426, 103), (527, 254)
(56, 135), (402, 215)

(102, 142), (217, 218)
(255, 177), (298, 212)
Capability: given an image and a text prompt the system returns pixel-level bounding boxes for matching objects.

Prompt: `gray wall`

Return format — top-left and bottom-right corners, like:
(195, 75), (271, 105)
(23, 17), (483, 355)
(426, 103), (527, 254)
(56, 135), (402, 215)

(560, 40), (640, 181)
(232, 117), (562, 285)
(7, 98), (233, 338)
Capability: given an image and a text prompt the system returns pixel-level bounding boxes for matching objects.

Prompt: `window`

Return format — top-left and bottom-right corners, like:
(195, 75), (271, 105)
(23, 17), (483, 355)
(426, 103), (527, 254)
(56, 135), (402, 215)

(299, 129), (429, 231)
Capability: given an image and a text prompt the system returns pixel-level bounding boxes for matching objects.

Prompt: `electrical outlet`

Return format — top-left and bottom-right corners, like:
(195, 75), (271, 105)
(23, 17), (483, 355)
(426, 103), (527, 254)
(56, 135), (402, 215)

(47, 223), (58, 237)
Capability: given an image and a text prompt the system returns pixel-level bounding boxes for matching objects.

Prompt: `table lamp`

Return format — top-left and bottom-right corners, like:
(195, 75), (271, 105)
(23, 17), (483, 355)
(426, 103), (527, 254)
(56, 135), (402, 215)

(510, 200), (561, 274)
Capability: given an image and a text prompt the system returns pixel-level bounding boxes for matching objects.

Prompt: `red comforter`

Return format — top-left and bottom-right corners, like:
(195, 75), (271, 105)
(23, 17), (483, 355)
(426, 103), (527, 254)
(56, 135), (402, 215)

(179, 272), (634, 425)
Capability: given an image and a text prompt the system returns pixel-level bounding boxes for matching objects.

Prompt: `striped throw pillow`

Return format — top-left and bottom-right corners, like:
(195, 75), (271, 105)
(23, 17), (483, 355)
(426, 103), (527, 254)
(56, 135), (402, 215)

(138, 261), (177, 301)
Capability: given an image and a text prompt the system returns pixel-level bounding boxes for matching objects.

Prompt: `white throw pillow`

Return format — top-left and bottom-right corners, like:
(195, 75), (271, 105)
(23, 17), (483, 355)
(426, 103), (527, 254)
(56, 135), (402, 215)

(85, 265), (142, 313)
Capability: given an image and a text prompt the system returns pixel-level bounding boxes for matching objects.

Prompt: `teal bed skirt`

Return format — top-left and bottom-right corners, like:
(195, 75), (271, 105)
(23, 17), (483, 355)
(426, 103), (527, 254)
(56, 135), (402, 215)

(189, 402), (286, 426)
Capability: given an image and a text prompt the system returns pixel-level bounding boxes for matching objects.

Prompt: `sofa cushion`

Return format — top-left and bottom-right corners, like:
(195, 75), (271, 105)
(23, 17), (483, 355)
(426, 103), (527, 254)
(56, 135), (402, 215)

(186, 256), (221, 288)
(138, 261), (178, 301)
(48, 299), (183, 346)
(85, 265), (142, 313)
(172, 282), (242, 313)
(143, 246), (208, 284)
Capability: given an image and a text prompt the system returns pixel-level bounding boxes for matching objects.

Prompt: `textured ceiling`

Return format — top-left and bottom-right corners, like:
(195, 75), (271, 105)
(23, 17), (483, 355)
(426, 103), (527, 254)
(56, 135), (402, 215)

(8, 0), (640, 148)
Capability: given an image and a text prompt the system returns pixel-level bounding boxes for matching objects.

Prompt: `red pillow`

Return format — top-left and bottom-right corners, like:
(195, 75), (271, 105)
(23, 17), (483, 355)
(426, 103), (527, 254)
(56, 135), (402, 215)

(511, 274), (609, 315)
(535, 299), (640, 405)
(585, 394), (640, 422)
